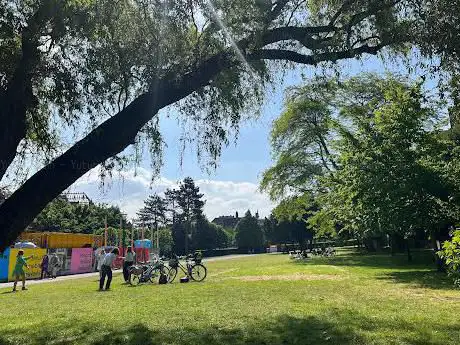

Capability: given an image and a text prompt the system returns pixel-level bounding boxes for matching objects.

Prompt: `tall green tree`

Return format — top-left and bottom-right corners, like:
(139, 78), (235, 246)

(175, 177), (205, 253)
(262, 74), (460, 258)
(235, 210), (264, 251)
(136, 194), (167, 235)
(1, 0), (445, 250)
(193, 217), (230, 250)
(164, 188), (179, 225)
(319, 80), (458, 259)
(157, 228), (174, 256)
(263, 199), (315, 249)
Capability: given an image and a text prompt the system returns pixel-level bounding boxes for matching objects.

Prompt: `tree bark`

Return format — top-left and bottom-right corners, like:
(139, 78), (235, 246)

(406, 238), (412, 262)
(390, 234), (396, 256)
(0, 0), (59, 180)
(0, 35), (38, 180)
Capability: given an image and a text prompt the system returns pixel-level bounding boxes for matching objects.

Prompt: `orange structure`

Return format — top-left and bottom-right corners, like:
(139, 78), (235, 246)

(18, 232), (103, 249)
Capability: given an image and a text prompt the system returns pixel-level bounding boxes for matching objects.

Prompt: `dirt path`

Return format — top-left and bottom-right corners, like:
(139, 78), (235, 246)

(0, 254), (256, 289)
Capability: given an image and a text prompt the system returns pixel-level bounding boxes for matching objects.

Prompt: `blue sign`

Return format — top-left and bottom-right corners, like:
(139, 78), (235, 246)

(134, 239), (152, 249)
(0, 248), (10, 282)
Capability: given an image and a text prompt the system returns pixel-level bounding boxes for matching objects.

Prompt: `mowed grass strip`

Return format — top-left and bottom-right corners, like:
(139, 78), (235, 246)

(1, 250), (459, 345)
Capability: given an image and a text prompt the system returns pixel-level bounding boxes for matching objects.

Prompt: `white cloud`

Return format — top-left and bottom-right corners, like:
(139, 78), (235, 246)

(69, 168), (275, 221)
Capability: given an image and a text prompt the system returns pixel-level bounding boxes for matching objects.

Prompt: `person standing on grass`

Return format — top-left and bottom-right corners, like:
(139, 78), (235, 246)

(12, 250), (33, 292)
(122, 246), (136, 283)
(97, 248), (106, 278)
(99, 248), (119, 291)
(40, 254), (49, 279)
(49, 253), (60, 279)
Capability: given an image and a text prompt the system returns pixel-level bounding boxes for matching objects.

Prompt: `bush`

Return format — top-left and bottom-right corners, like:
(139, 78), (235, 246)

(199, 248), (240, 257)
(438, 230), (460, 287)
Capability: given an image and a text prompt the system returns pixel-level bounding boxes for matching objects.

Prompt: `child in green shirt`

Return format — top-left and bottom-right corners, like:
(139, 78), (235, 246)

(13, 250), (33, 292)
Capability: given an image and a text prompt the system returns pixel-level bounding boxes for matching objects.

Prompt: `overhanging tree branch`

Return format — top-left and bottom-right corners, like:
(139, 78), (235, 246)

(248, 43), (385, 64)
(0, 51), (235, 251)
(0, 1), (399, 250)
(328, 0), (356, 27)
(260, 25), (337, 49)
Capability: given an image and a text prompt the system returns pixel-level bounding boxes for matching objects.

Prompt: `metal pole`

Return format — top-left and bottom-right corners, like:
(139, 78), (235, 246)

(104, 216), (107, 247)
(119, 216), (122, 249)
(131, 224), (134, 248)
(150, 224), (153, 250)
(156, 227), (160, 253)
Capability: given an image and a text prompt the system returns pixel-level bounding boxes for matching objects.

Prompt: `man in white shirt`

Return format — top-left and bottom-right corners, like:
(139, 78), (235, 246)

(99, 248), (119, 291)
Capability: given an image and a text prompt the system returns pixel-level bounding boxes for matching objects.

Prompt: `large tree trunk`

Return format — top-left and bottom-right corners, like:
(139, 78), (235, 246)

(390, 234), (396, 256)
(406, 238), (412, 262)
(0, 53), (234, 251)
(0, 40), (38, 180)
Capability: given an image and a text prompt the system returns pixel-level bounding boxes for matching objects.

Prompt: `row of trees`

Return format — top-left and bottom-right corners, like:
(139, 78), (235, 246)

(136, 177), (232, 254)
(28, 198), (130, 234)
(135, 177), (313, 254)
(261, 74), (460, 259)
(24, 176), (305, 254)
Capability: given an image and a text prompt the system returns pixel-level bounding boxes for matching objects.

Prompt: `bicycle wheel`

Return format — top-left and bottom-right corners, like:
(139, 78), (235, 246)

(161, 266), (171, 282)
(190, 264), (207, 282)
(153, 266), (170, 284)
(130, 274), (141, 286)
(168, 267), (178, 283)
(148, 268), (159, 283)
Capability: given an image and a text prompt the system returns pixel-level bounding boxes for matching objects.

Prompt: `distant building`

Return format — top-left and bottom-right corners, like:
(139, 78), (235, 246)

(212, 211), (265, 229)
(60, 192), (92, 205)
(212, 212), (240, 229)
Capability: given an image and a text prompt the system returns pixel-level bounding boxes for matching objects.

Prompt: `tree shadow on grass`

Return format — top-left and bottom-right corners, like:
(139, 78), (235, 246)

(293, 250), (458, 290)
(1, 312), (458, 345)
(376, 270), (455, 290)
(0, 315), (364, 345)
(294, 250), (437, 270)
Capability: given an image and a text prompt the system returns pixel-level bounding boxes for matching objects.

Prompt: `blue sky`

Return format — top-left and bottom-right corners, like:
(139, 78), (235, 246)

(71, 52), (436, 221)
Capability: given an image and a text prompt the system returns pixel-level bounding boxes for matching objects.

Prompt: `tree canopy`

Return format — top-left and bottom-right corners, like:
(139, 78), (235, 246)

(137, 194), (167, 231)
(135, 177), (230, 254)
(29, 199), (130, 234)
(235, 210), (264, 250)
(1, 0), (460, 250)
(262, 74), (460, 250)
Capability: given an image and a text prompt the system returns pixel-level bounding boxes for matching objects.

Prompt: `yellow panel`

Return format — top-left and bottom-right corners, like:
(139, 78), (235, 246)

(8, 248), (47, 281)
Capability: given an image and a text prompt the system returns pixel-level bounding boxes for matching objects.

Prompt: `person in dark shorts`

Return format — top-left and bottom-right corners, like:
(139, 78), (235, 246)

(99, 248), (119, 291)
(122, 246), (136, 283)
(40, 255), (49, 279)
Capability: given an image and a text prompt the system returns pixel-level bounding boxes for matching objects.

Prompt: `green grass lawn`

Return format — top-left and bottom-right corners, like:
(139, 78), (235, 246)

(1, 249), (460, 345)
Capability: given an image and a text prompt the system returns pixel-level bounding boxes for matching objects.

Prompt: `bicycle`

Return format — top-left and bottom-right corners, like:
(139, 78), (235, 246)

(129, 257), (171, 286)
(167, 253), (207, 282)
(323, 247), (336, 257)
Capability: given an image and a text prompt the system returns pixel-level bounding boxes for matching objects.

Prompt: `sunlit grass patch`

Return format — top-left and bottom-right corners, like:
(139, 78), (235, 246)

(1, 251), (459, 345)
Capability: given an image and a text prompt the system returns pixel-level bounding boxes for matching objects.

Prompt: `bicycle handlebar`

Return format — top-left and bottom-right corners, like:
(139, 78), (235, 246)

(169, 253), (200, 261)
